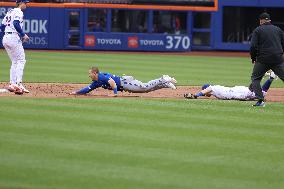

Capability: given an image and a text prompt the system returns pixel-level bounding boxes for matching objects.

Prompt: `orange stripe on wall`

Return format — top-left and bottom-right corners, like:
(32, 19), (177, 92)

(0, 1), (218, 11)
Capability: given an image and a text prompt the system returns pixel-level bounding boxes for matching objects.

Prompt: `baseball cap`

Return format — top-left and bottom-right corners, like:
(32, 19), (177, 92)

(259, 12), (270, 20)
(202, 84), (210, 90)
(16, 0), (29, 3)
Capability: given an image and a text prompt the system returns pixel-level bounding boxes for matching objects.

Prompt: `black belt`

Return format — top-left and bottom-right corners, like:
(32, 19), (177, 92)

(5, 32), (16, 34)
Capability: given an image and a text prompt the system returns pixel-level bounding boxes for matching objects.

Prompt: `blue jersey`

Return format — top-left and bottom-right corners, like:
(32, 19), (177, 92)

(77, 72), (122, 94)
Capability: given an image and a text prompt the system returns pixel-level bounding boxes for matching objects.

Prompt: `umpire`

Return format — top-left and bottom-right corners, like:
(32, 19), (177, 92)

(249, 12), (284, 106)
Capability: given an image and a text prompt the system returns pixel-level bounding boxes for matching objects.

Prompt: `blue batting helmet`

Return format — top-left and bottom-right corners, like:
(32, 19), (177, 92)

(202, 84), (210, 90)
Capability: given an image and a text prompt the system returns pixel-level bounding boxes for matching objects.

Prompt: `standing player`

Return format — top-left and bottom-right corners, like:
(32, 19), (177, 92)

(249, 12), (284, 106)
(70, 66), (177, 96)
(184, 72), (277, 105)
(1, 0), (30, 94)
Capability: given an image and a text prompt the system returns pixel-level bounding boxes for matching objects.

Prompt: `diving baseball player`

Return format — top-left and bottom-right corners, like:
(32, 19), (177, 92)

(184, 71), (277, 104)
(1, 0), (30, 94)
(70, 66), (177, 96)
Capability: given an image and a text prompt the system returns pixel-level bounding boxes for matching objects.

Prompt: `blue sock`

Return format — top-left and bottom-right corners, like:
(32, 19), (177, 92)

(262, 79), (273, 92)
(195, 92), (204, 98)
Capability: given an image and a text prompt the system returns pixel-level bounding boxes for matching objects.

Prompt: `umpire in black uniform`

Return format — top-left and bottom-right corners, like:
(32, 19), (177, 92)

(249, 12), (284, 106)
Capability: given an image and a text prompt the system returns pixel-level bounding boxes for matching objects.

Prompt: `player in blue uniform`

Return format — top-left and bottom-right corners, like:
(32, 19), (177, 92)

(70, 66), (177, 96)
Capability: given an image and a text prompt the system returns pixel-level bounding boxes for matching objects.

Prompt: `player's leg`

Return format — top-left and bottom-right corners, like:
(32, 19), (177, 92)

(2, 35), (18, 92)
(122, 78), (162, 93)
(261, 71), (277, 92)
(249, 63), (270, 102)
(5, 47), (18, 85)
(14, 43), (26, 83)
(14, 42), (29, 93)
(122, 75), (176, 93)
(140, 75), (177, 91)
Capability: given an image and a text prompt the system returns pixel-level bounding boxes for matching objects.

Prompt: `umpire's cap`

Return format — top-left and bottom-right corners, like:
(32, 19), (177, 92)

(259, 12), (270, 20)
(16, 0), (29, 3)
(202, 84), (210, 90)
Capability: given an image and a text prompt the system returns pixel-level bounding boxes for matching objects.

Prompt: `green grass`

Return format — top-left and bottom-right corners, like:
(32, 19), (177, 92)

(0, 50), (284, 189)
(0, 98), (283, 189)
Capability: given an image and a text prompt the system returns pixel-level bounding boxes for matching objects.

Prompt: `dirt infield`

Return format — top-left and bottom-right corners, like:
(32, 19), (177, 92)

(1, 82), (284, 102)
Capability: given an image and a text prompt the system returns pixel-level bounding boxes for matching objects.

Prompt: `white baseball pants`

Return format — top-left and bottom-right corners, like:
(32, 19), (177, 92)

(121, 76), (167, 93)
(2, 33), (26, 84)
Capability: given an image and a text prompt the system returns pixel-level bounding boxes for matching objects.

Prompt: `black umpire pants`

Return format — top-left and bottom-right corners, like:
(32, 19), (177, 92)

(249, 62), (284, 101)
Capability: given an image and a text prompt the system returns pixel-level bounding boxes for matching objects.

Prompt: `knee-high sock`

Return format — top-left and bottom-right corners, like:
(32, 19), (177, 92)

(261, 78), (273, 92)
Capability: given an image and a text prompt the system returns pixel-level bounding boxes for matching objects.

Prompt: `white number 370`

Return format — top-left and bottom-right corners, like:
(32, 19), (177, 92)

(166, 36), (191, 50)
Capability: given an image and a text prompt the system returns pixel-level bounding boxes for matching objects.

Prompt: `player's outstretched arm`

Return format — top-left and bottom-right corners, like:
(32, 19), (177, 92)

(70, 86), (91, 95)
(184, 87), (212, 99)
(69, 83), (97, 95)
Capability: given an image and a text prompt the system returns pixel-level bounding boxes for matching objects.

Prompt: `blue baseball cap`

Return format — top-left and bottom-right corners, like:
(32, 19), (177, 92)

(202, 84), (210, 90)
(16, 0), (29, 3)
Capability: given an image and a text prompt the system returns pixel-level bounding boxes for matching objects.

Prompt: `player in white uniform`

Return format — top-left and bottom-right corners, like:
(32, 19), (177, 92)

(184, 71), (277, 102)
(1, 0), (30, 94)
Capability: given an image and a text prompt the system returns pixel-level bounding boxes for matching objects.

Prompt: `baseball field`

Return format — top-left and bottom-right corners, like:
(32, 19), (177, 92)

(0, 50), (283, 189)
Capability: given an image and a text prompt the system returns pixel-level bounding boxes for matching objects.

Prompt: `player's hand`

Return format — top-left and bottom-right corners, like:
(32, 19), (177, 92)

(252, 60), (256, 64)
(22, 34), (29, 43)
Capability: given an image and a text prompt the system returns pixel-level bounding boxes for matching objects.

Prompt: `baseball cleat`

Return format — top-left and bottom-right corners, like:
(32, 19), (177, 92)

(18, 83), (30, 93)
(162, 75), (177, 84)
(162, 75), (172, 82)
(252, 101), (265, 107)
(171, 77), (177, 84)
(269, 71), (278, 80)
(265, 70), (278, 80)
(166, 82), (177, 90)
(162, 75), (177, 89)
(6, 84), (20, 92)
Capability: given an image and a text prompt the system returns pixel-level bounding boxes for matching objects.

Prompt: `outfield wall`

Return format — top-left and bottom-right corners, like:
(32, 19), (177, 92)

(1, 0), (284, 51)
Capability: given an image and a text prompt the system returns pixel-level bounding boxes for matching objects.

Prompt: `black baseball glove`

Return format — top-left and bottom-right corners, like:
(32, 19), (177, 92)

(184, 93), (196, 99)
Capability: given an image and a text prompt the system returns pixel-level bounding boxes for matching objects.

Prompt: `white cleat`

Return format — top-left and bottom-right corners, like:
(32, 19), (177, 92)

(162, 75), (177, 84)
(171, 77), (177, 84)
(269, 71), (278, 80)
(162, 75), (172, 82)
(18, 83), (30, 93)
(265, 70), (278, 80)
(162, 75), (177, 89)
(166, 82), (177, 90)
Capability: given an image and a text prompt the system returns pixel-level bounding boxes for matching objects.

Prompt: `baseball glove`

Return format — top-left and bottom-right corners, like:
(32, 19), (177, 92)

(184, 93), (196, 99)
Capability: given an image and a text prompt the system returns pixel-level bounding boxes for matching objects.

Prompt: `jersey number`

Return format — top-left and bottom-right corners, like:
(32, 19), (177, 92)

(5, 16), (12, 24)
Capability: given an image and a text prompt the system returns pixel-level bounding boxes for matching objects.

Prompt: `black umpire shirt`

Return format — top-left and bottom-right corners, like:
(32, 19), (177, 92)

(250, 22), (284, 64)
